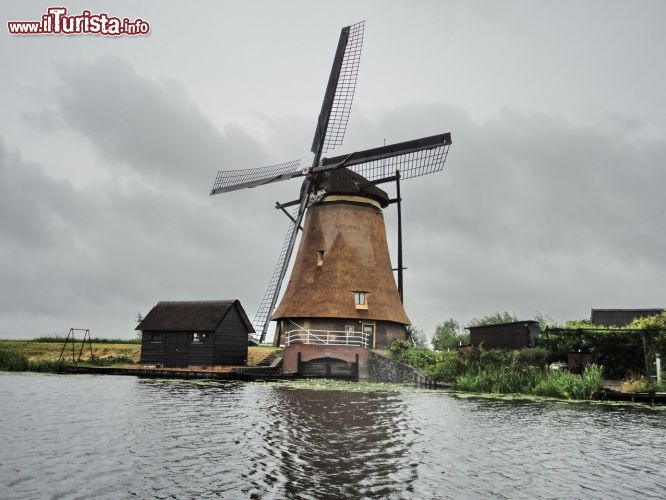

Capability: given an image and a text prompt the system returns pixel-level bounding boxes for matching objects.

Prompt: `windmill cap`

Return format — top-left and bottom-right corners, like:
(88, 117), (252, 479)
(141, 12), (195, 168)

(317, 167), (389, 207)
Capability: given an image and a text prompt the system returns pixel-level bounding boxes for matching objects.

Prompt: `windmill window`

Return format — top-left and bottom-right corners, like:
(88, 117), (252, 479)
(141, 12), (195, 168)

(317, 250), (325, 267)
(150, 332), (162, 343)
(354, 292), (368, 310)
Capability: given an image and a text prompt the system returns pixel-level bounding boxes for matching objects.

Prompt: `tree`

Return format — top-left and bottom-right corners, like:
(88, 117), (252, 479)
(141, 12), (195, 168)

(629, 311), (666, 329)
(135, 313), (145, 339)
(563, 318), (596, 329)
(468, 311), (518, 327)
(432, 319), (468, 351)
(406, 326), (428, 349)
(534, 312), (558, 330)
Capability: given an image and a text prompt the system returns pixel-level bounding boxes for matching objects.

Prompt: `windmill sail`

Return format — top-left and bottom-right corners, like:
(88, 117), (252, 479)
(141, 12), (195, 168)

(252, 22), (366, 341)
(211, 159), (302, 195)
(311, 21), (365, 156)
(319, 133), (452, 182)
(251, 207), (300, 342)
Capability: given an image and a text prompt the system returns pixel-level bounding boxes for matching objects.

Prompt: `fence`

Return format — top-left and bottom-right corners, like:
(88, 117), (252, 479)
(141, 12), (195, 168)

(285, 329), (370, 348)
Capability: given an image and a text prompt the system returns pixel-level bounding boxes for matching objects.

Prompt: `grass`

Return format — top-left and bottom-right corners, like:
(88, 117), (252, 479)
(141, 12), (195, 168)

(32, 335), (141, 344)
(247, 345), (281, 366)
(0, 340), (140, 363)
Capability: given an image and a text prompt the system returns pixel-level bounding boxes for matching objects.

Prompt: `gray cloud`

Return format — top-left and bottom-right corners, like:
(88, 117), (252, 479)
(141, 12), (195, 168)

(1, 57), (300, 337)
(47, 56), (269, 193)
(2, 12), (666, 341)
(367, 105), (666, 328)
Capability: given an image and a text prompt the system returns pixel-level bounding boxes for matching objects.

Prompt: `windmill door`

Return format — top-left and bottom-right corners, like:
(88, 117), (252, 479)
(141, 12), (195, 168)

(362, 322), (375, 348)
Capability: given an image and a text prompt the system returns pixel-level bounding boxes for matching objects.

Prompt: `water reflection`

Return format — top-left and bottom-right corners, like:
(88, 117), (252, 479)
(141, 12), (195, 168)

(246, 386), (416, 499)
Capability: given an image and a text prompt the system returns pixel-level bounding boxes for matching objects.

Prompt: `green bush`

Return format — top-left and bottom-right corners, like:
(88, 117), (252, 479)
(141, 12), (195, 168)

(513, 347), (548, 367)
(479, 349), (512, 368)
(0, 346), (28, 371)
(388, 339), (412, 359)
(400, 349), (439, 370)
(424, 351), (465, 382)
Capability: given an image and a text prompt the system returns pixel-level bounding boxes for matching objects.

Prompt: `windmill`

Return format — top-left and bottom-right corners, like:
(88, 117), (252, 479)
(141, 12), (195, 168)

(211, 21), (452, 351)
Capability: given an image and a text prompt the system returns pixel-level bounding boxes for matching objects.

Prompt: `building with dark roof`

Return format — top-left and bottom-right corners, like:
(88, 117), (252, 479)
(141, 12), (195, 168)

(271, 167), (409, 377)
(137, 300), (253, 368)
(468, 320), (541, 350)
(590, 308), (663, 327)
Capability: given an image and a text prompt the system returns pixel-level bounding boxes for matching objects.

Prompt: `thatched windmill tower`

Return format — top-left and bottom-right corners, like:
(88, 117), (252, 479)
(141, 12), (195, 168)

(271, 167), (409, 350)
(210, 22), (452, 377)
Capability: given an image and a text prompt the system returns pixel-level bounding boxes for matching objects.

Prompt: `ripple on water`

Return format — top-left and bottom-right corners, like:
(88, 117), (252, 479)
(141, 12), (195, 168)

(1, 374), (666, 499)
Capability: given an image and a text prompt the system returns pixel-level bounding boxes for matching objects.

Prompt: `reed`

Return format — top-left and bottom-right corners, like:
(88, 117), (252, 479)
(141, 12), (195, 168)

(455, 364), (604, 399)
(455, 366), (541, 394)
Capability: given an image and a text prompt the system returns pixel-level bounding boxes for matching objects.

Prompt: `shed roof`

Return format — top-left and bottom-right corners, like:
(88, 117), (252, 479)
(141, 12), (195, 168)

(136, 300), (254, 333)
(467, 320), (539, 331)
(591, 308), (663, 327)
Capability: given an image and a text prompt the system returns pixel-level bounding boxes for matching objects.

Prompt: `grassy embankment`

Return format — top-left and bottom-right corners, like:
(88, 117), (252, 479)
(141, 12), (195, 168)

(0, 339), (278, 372)
(389, 342), (607, 400)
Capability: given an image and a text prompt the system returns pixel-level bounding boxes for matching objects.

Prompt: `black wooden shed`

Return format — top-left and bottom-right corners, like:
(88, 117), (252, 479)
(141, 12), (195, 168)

(137, 300), (254, 368)
(590, 308), (662, 327)
(468, 320), (541, 350)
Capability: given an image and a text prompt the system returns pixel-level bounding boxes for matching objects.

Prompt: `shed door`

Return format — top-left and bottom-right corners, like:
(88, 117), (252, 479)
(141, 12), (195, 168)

(172, 334), (189, 368)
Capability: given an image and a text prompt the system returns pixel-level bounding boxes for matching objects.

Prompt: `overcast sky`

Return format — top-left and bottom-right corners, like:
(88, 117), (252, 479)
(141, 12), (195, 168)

(2, 1), (665, 341)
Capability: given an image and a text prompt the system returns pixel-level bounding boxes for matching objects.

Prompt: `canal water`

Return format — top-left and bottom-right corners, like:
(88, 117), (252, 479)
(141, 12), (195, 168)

(1, 373), (664, 499)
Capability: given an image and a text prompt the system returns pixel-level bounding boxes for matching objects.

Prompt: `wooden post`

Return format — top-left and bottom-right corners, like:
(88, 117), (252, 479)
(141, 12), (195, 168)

(396, 170), (403, 303)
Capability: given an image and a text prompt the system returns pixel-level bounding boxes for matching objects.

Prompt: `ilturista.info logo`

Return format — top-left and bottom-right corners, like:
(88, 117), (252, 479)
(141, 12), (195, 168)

(7, 7), (150, 36)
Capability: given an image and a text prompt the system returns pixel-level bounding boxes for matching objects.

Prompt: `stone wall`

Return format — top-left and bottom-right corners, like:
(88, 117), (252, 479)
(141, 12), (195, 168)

(368, 351), (429, 384)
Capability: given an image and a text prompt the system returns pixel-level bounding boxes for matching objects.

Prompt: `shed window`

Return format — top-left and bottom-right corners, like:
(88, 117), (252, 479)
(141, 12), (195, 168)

(150, 332), (162, 343)
(354, 291), (368, 310)
(192, 332), (208, 344)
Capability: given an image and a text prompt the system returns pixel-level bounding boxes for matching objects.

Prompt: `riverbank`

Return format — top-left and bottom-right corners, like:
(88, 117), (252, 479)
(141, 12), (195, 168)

(388, 343), (666, 403)
(2, 340), (664, 404)
(0, 339), (280, 369)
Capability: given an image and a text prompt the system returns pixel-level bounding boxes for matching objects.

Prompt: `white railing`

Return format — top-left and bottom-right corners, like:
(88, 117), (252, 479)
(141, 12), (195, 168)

(285, 329), (370, 348)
